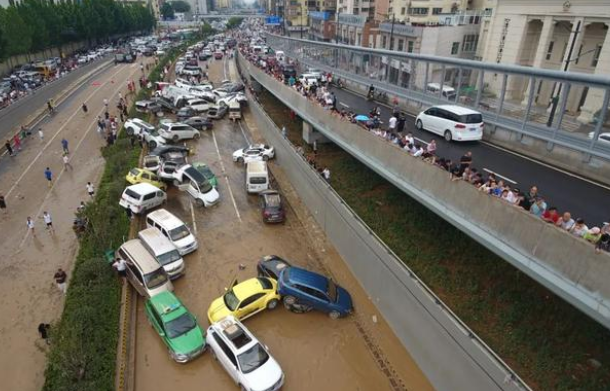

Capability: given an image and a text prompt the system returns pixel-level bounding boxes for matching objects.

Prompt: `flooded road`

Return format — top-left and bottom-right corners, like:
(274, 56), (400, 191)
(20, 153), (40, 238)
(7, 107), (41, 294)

(133, 56), (434, 391)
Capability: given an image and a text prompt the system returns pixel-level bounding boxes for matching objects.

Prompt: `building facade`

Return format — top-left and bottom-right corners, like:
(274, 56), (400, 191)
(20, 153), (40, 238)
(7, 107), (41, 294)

(480, 0), (610, 123)
(309, 10), (336, 41)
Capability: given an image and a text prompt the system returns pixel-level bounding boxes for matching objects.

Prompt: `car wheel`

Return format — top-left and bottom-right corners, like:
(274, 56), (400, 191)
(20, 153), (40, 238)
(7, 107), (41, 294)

(283, 296), (296, 309)
(262, 155), (269, 161)
(193, 133), (201, 140)
(237, 157), (243, 164)
(126, 127), (134, 136)
(416, 119), (423, 131)
(148, 141), (157, 149)
(195, 199), (204, 207)
(444, 130), (453, 142)
(239, 385), (247, 391)
(172, 135), (179, 142)
(329, 310), (341, 320)
(267, 299), (279, 310)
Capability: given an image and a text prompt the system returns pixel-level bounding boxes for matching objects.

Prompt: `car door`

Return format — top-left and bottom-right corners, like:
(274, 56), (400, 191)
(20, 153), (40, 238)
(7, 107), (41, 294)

(126, 261), (146, 296)
(186, 179), (199, 199)
(301, 285), (330, 311)
(211, 332), (239, 383)
(236, 292), (266, 319)
(424, 108), (440, 134)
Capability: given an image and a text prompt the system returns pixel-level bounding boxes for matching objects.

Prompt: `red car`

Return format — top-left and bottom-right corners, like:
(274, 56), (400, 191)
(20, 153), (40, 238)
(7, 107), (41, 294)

(259, 190), (285, 223)
(214, 51), (223, 60)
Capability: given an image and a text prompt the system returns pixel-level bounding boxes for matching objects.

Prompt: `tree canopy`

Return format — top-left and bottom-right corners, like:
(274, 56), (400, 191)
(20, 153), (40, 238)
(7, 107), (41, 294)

(0, 0), (156, 60)
(160, 2), (174, 20)
(170, 1), (191, 13)
(226, 17), (243, 30)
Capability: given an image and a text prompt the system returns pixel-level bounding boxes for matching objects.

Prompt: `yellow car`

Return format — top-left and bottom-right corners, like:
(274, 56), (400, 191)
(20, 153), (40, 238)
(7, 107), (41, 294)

(207, 277), (280, 324)
(125, 168), (166, 190)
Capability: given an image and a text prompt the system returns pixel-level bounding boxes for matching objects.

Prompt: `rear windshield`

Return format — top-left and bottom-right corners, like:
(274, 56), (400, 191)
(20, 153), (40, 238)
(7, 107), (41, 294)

(125, 188), (141, 200)
(459, 114), (483, 124)
(249, 176), (267, 185)
(129, 168), (140, 176)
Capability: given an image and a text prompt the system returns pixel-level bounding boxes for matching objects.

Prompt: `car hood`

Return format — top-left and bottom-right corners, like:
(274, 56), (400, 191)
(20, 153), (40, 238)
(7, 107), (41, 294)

(207, 297), (232, 322)
(167, 325), (206, 355)
(242, 356), (283, 391)
(336, 286), (353, 313)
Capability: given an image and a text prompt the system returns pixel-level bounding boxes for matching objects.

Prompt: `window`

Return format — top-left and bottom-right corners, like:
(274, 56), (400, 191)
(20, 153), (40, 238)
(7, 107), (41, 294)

(432, 7), (442, 15)
(462, 34), (479, 52)
(212, 332), (237, 367)
(592, 44), (602, 67)
(390, 37), (395, 50)
(407, 40), (414, 53)
(401, 7), (406, 15)
(451, 42), (460, 55)
(546, 41), (554, 61)
(239, 293), (265, 308)
(397, 39), (404, 51)
(143, 192), (156, 200)
(409, 7), (429, 15)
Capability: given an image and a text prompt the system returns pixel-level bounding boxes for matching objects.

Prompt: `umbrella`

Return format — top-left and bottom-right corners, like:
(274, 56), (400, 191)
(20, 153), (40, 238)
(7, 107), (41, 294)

(354, 115), (370, 121)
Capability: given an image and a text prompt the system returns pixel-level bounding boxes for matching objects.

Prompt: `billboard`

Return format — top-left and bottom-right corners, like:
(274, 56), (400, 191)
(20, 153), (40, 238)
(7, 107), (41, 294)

(265, 16), (283, 26)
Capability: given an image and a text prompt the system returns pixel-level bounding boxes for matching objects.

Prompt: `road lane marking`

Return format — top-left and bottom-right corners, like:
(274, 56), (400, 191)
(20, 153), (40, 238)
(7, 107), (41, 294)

(339, 102), (349, 108)
(211, 129), (242, 223)
(17, 65), (140, 248)
(483, 168), (518, 185)
(6, 65), (127, 199)
(190, 201), (198, 234)
(237, 121), (252, 145)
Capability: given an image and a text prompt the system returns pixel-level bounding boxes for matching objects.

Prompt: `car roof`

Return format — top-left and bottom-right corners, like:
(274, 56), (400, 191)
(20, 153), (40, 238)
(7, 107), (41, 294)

(121, 239), (161, 274)
(149, 291), (186, 321)
(126, 182), (161, 194)
(434, 105), (481, 116)
(210, 316), (257, 353)
(133, 168), (156, 175)
(286, 267), (328, 290)
(233, 278), (266, 299)
(146, 208), (185, 230)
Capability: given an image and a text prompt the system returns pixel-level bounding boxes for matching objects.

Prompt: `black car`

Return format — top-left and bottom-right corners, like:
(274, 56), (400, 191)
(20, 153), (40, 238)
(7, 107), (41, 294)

(176, 107), (197, 121)
(257, 255), (292, 280)
(152, 97), (177, 113)
(259, 190), (286, 223)
(184, 116), (213, 131)
(222, 82), (244, 93)
(150, 145), (191, 158)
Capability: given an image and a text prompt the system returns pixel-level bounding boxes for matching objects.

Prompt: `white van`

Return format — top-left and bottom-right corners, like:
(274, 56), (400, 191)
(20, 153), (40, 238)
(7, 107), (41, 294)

(174, 165), (220, 207)
(426, 83), (457, 101)
(246, 161), (269, 193)
(119, 183), (166, 214)
(138, 227), (185, 279)
(146, 209), (198, 256)
(161, 85), (196, 107)
(275, 50), (285, 63)
(117, 239), (174, 298)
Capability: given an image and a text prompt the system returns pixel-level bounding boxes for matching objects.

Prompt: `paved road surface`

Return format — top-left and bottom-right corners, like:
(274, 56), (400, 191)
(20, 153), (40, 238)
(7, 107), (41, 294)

(328, 86), (610, 226)
(0, 59), (149, 391)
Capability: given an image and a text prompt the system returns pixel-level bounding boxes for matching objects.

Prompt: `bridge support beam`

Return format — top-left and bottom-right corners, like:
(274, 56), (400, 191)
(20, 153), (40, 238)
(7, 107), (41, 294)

(302, 122), (331, 145)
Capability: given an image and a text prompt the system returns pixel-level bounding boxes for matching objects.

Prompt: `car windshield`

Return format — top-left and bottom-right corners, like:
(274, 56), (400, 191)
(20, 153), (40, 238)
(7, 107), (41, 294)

(165, 312), (197, 339)
(250, 176), (267, 185)
(129, 168), (140, 176)
(327, 278), (338, 303)
(144, 268), (168, 289)
(185, 167), (213, 193)
(157, 249), (182, 266)
(459, 114), (483, 124)
(169, 225), (190, 241)
(238, 343), (270, 374)
(223, 290), (240, 311)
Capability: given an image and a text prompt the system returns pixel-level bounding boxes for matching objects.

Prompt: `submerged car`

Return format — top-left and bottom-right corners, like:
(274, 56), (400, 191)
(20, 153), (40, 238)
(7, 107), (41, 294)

(259, 190), (285, 223)
(278, 267), (353, 319)
(144, 291), (206, 363)
(207, 277), (280, 324)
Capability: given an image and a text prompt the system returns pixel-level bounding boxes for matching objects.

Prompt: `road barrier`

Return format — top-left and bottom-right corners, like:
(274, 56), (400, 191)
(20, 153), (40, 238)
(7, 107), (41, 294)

(238, 53), (610, 332)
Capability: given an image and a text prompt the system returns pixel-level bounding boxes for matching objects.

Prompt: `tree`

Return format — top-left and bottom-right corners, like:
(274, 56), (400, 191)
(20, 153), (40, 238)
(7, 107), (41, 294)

(161, 2), (174, 20)
(170, 0), (191, 13)
(226, 17), (243, 30)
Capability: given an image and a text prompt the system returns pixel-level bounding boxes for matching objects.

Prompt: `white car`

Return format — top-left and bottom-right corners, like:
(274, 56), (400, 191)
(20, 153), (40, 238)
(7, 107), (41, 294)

(415, 105), (484, 142)
(212, 89), (230, 99)
(158, 161), (183, 181)
(217, 92), (246, 106)
(186, 98), (213, 113)
(207, 317), (284, 391)
(124, 118), (167, 148)
(233, 144), (275, 163)
(158, 122), (201, 142)
(174, 165), (220, 207)
(588, 131), (610, 145)
(175, 78), (195, 90)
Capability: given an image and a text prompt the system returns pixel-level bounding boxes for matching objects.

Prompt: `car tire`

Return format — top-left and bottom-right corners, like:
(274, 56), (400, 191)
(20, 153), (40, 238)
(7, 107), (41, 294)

(416, 119), (423, 131)
(237, 157), (244, 164)
(329, 310), (341, 320)
(263, 155), (269, 161)
(444, 130), (453, 142)
(172, 135), (179, 142)
(195, 199), (204, 207)
(267, 299), (279, 310)
(148, 141), (157, 149)
(194, 133), (201, 140)
(283, 296), (297, 309)
(239, 385), (247, 391)
(126, 127), (134, 136)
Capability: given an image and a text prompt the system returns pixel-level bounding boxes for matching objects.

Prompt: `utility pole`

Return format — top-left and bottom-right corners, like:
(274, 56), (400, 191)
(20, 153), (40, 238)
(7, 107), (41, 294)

(389, 13), (395, 50)
(301, 3), (304, 39)
(336, 10), (341, 43)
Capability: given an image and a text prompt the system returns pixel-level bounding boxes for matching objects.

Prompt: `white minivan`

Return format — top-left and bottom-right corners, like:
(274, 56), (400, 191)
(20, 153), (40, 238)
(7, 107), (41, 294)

(174, 165), (220, 207)
(426, 83), (457, 101)
(246, 161), (269, 194)
(146, 209), (198, 256)
(119, 183), (166, 214)
(415, 105), (484, 142)
(138, 227), (185, 279)
(117, 239), (174, 298)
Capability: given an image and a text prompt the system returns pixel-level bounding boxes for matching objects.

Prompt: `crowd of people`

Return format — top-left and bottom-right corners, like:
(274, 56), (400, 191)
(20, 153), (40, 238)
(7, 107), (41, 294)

(242, 48), (610, 254)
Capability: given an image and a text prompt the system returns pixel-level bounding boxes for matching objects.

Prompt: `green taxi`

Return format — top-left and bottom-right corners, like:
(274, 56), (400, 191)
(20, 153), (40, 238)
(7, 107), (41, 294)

(144, 291), (206, 363)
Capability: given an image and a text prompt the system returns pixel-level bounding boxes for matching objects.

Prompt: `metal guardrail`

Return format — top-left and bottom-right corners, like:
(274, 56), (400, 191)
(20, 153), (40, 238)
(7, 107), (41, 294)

(264, 33), (610, 162)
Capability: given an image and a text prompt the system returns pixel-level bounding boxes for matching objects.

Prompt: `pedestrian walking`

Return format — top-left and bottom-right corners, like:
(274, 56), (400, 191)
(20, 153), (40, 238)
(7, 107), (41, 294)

(53, 268), (67, 294)
(62, 154), (72, 170)
(0, 194), (6, 214)
(5, 139), (14, 156)
(38, 128), (44, 142)
(37, 323), (51, 344)
(42, 211), (54, 233)
(281, 126), (287, 138)
(26, 216), (36, 236)
(82, 103), (88, 114)
(77, 201), (86, 213)
(13, 134), (21, 151)
(86, 182), (95, 197)
(61, 138), (69, 154)
(44, 167), (53, 187)
(322, 167), (331, 182)
(103, 98), (109, 112)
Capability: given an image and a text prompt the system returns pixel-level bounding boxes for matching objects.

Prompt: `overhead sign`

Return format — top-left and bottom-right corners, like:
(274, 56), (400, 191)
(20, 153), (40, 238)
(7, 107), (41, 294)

(265, 16), (282, 26)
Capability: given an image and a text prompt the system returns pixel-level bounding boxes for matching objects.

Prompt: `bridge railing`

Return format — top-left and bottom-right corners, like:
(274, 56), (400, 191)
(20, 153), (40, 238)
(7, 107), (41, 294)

(264, 33), (610, 162)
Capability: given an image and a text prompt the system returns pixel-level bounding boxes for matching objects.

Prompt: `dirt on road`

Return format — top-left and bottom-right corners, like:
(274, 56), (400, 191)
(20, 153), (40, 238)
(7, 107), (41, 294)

(0, 59), (151, 391)
(133, 56), (434, 391)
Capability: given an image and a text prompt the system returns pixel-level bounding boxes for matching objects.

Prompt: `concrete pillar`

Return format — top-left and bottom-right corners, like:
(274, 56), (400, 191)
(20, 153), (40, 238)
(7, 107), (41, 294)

(578, 22), (610, 124)
(521, 16), (555, 105)
(302, 122), (331, 144)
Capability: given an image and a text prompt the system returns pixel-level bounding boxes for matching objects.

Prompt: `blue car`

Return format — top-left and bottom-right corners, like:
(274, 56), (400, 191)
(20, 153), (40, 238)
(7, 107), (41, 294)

(278, 266), (353, 319)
